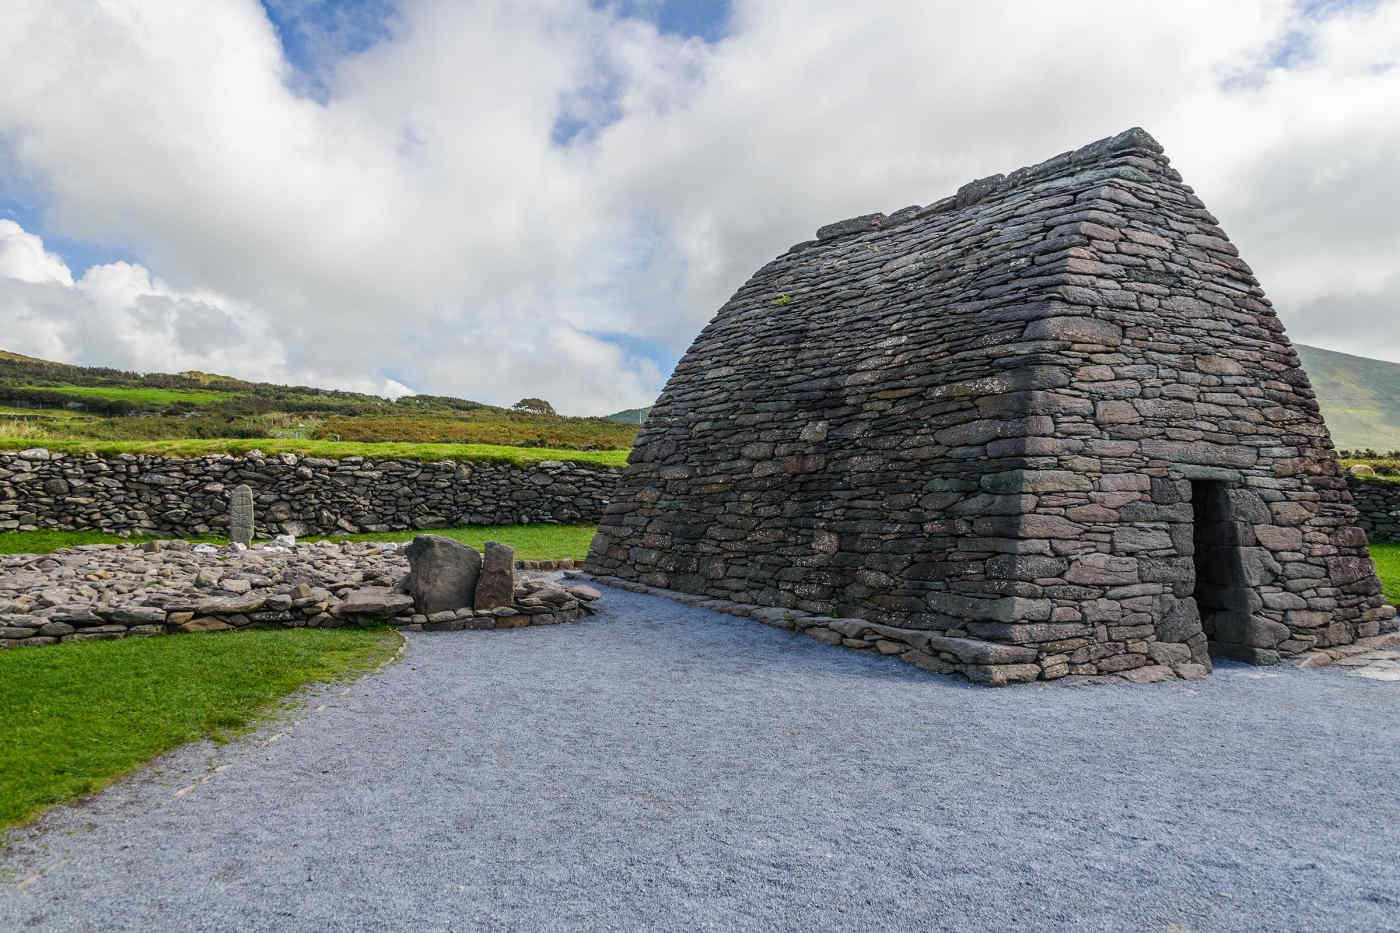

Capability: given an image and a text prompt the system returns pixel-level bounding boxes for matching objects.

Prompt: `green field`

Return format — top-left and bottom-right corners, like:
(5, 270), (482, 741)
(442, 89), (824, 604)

(17, 383), (239, 406)
(0, 627), (399, 829)
(0, 523), (598, 560)
(0, 348), (640, 451)
(0, 436), (629, 466)
(1370, 542), (1400, 605)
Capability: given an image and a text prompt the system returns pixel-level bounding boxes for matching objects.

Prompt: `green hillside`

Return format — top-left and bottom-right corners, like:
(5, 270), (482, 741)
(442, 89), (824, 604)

(0, 350), (638, 451)
(604, 406), (652, 425)
(1294, 344), (1400, 453)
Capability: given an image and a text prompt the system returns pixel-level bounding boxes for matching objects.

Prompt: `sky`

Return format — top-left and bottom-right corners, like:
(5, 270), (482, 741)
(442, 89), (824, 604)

(0, 0), (1397, 415)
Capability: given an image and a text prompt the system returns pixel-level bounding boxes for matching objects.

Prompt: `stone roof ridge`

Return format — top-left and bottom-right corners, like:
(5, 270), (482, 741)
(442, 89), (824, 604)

(810, 126), (1167, 246)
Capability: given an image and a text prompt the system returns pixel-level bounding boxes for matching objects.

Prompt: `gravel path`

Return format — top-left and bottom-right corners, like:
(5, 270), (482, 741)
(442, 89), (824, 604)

(3, 584), (1398, 932)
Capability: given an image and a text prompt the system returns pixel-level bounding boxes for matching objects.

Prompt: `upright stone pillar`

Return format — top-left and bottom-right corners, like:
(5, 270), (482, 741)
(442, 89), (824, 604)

(230, 484), (254, 547)
(474, 541), (517, 610)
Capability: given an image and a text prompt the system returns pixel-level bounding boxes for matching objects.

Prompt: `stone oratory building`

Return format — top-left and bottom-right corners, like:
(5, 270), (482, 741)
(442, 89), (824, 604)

(586, 127), (1397, 684)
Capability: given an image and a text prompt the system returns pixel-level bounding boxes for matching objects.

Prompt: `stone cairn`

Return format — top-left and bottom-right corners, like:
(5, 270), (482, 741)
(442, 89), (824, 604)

(230, 484), (254, 547)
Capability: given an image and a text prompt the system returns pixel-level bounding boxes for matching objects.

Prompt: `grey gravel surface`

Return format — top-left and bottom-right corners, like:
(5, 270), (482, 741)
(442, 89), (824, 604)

(3, 584), (1399, 932)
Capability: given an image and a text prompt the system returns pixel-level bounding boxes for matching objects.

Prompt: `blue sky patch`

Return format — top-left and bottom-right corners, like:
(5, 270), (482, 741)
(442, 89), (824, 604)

(259, 0), (397, 102)
(0, 143), (139, 277)
(553, 1), (726, 147)
(595, 0), (730, 42)
(588, 330), (681, 383)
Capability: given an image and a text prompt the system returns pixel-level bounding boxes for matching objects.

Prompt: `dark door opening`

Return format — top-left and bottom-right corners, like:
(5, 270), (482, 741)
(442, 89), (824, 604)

(1190, 480), (1250, 647)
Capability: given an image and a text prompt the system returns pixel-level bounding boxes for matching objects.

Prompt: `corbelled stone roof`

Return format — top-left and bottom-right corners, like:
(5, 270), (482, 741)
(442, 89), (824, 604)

(585, 127), (1396, 685)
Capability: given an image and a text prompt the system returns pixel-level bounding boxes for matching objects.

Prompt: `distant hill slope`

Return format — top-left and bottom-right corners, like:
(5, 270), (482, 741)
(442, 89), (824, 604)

(0, 349), (55, 365)
(603, 406), (652, 425)
(1295, 344), (1400, 452)
(0, 348), (638, 451)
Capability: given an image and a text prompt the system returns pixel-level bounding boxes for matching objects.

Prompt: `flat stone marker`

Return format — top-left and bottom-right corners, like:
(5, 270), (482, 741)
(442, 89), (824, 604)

(404, 534), (481, 613)
(230, 484), (254, 548)
(474, 541), (516, 611)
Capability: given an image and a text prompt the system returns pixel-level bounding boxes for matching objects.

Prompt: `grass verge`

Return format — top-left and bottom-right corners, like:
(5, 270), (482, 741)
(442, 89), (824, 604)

(299, 524), (597, 560)
(0, 524), (599, 561)
(0, 627), (399, 830)
(0, 530), (221, 555)
(0, 436), (629, 466)
(1369, 541), (1400, 605)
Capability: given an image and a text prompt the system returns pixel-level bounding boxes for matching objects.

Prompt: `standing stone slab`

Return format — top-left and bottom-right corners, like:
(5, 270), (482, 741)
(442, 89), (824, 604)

(229, 484), (254, 548)
(474, 541), (516, 611)
(404, 534), (481, 614)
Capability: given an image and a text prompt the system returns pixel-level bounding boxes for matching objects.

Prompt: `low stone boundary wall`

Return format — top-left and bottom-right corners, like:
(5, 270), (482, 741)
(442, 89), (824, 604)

(0, 539), (601, 649)
(1348, 476), (1400, 542)
(0, 448), (622, 537)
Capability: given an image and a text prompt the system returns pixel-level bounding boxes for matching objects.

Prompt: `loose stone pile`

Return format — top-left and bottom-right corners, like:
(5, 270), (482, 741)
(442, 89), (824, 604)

(0, 539), (601, 648)
(0, 448), (620, 538)
(588, 126), (1396, 685)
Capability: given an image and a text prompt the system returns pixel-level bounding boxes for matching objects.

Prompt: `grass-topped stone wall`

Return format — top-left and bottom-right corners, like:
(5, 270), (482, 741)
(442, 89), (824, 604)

(0, 446), (624, 538)
(1347, 474), (1400, 542)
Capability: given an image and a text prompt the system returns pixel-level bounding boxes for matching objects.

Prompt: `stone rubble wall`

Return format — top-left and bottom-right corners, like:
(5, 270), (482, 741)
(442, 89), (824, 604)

(0, 540), (601, 649)
(1347, 476), (1400, 542)
(0, 448), (621, 537)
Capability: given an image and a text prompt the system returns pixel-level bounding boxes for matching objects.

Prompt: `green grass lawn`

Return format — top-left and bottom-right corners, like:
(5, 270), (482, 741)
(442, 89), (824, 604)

(1369, 541), (1400, 605)
(0, 523), (598, 560)
(0, 404), (89, 419)
(301, 524), (597, 560)
(0, 628), (399, 830)
(17, 384), (238, 406)
(0, 435), (629, 466)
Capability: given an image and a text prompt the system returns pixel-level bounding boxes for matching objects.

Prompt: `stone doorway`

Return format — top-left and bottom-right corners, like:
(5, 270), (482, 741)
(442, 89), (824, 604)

(1190, 479), (1253, 653)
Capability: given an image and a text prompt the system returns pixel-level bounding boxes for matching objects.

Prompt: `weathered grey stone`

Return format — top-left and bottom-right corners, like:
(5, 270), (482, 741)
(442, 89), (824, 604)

(229, 484), (254, 548)
(1208, 612), (1290, 649)
(962, 663), (1041, 687)
(404, 534), (482, 614)
(980, 470), (1091, 494)
(925, 635), (1038, 665)
(473, 541), (516, 611)
(178, 617), (231, 633)
(335, 587), (416, 617)
(1023, 315), (1124, 346)
(1065, 554), (1139, 586)
(195, 594), (267, 615)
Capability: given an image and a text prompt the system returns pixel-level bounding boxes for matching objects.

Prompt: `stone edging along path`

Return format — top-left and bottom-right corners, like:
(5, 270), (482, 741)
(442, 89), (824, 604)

(0, 540), (601, 649)
(572, 571), (1400, 687)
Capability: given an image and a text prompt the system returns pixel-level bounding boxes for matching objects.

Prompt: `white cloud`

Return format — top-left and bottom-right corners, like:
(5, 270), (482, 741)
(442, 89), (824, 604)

(0, 219), (73, 286)
(0, 0), (1397, 412)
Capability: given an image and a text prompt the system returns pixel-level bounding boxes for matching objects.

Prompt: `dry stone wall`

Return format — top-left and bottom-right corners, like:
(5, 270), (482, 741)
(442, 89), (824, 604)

(0, 448), (620, 537)
(588, 126), (1396, 684)
(1348, 476), (1400, 542)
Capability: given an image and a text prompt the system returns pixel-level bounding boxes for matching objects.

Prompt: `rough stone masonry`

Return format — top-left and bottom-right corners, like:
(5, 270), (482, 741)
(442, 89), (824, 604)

(0, 449), (621, 537)
(586, 126), (1397, 685)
